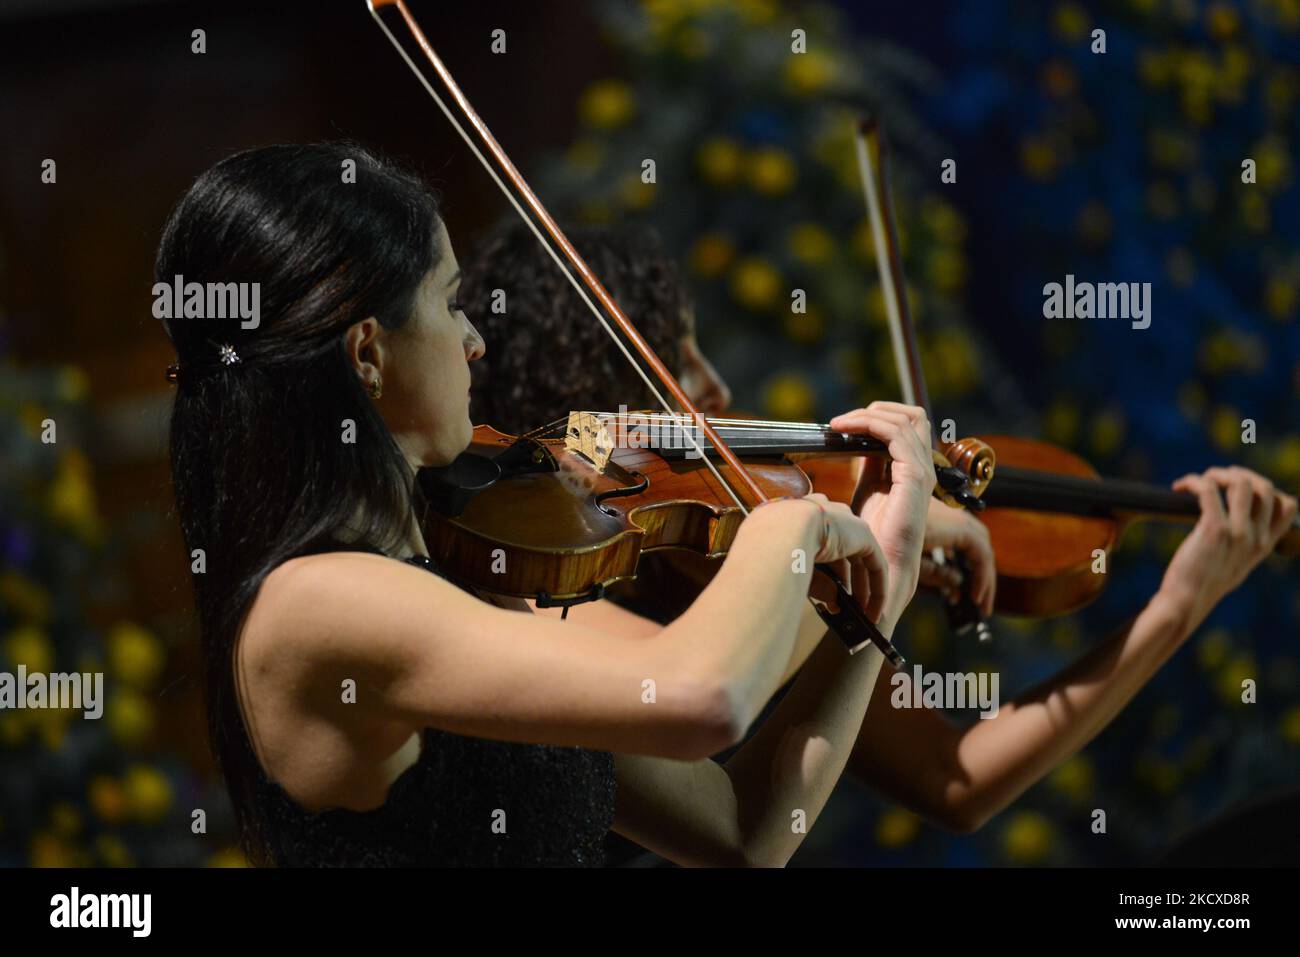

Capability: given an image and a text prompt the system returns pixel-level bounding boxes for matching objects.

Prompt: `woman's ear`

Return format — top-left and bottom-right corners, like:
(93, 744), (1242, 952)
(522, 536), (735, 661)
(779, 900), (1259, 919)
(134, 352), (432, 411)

(344, 317), (385, 382)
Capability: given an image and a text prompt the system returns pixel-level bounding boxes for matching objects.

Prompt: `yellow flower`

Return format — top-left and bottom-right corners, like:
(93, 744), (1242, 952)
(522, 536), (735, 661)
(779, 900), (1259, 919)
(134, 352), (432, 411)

(29, 832), (78, 868)
(1206, 3), (1240, 39)
(763, 373), (816, 422)
(673, 25), (712, 59)
(746, 146), (797, 195)
(95, 834), (133, 868)
(20, 403), (46, 438)
(783, 305), (825, 344)
(1075, 201), (1113, 246)
(1088, 409), (1126, 458)
(1215, 654), (1257, 706)
(1020, 137), (1058, 180)
(1239, 190), (1270, 232)
(577, 199), (613, 225)
(107, 690), (155, 747)
(927, 328), (979, 397)
(208, 847), (250, 868)
(38, 710), (70, 752)
(695, 137), (744, 186)
(619, 174), (656, 210)
(47, 449), (103, 541)
(58, 367), (89, 403)
(1266, 277), (1298, 321)
(787, 223), (834, 265)
(921, 198), (968, 244)
(736, 0), (778, 25)
(1002, 811), (1054, 864)
(926, 247), (966, 294)
(1280, 705), (1300, 744)
(1053, 3), (1090, 41)
(1139, 49), (1172, 87)
(783, 50), (837, 97)
(0, 573), (52, 623)
(689, 233), (735, 278)
(108, 622), (165, 690)
(1048, 755), (1095, 800)
(1271, 436), (1300, 486)
(1043, 400), (1080, 446)
(89, 775), (129, 823)
(4, 624), (53, 673)
(124, 764), (173, 822)
(1049, 618), (1081, 651)
(730, 257), (782, 310)
(1208, 405), (1242, 452)
(904, 607), (943, 663)
(1254, 137), (1292, 191)
(565, 138), (606, 172)
(1197, 628), (1230, 670)
(578, 79), (635, 130)
(875, 807), (922, 847)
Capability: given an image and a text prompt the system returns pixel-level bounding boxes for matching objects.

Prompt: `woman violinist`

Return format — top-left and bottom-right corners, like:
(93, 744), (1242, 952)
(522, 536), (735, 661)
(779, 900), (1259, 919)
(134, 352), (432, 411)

(159, 142), (936, 866)
(461, 221), (1298, 836)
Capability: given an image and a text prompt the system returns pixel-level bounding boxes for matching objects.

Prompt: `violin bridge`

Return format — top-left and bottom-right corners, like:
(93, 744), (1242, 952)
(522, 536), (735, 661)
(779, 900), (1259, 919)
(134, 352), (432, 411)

(565, 411), (615, 472)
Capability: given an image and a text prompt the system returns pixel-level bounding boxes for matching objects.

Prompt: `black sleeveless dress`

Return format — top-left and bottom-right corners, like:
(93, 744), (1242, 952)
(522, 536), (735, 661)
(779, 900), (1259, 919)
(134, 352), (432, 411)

(249, 543), (617, 867)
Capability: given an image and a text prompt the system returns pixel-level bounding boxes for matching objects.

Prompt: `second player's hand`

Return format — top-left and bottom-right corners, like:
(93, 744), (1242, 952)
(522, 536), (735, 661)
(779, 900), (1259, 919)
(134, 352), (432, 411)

(920, 496), (997, 618)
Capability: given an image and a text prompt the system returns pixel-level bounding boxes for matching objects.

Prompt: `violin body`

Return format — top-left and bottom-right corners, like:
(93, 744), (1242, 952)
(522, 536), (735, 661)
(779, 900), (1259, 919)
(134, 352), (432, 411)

(967, 436), (1115, 617)
(418, 423), (814, 603)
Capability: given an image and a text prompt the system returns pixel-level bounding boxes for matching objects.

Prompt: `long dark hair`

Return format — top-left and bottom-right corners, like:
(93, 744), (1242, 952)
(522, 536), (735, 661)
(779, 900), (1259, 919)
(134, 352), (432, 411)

(460, 222), (687, 434)
(157, 143), (442, 863)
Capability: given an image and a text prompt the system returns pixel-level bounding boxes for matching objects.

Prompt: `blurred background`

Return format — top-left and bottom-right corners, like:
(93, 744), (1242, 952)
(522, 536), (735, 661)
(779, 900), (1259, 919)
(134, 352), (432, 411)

(1, 0), (1298, 867)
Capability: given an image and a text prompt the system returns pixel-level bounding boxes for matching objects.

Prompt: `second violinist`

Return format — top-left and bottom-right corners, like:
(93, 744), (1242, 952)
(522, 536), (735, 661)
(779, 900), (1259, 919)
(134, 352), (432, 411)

(461, 221), (1297, 842)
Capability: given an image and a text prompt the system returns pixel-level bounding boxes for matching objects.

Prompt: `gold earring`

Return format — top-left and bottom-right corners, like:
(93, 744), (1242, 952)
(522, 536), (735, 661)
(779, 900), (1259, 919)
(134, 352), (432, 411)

(369, 376), (382, 399)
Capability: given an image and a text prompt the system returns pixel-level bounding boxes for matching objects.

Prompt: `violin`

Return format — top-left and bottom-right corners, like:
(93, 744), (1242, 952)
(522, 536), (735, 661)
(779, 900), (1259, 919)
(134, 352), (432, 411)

(419, 412), (995, 665)
(827, 116), (1300, 626)
(367, 0), (992, 666)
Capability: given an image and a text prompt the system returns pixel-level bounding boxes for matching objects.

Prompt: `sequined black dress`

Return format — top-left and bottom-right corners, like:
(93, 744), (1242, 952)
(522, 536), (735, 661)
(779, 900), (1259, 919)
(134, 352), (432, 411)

(248, 543), (617, 867)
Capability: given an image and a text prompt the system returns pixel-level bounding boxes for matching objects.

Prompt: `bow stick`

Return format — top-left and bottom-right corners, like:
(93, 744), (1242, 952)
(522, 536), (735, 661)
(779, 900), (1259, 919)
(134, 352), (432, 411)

(366, 0), (901, 661)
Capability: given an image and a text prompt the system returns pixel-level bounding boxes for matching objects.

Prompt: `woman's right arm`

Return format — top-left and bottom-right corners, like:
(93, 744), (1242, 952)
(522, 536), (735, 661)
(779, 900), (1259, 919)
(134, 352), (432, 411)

(240, 498), (856, 762)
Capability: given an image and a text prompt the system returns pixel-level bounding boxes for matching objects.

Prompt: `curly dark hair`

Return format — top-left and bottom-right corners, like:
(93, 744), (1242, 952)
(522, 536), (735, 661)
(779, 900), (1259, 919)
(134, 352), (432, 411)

(461, 222), (689, 435)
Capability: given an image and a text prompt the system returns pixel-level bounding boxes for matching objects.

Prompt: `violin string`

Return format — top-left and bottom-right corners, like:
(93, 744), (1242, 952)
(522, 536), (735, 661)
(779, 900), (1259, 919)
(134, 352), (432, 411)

(368, 2), (749, 513)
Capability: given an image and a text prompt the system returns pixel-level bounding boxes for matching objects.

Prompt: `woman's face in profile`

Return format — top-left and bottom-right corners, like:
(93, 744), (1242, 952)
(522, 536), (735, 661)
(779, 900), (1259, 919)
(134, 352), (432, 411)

(380, 220), (485, 467)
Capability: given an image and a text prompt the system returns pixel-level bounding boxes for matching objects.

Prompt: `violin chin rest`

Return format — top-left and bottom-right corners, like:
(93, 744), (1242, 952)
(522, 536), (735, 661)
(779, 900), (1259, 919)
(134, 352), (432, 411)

(418, 453), (502, 518)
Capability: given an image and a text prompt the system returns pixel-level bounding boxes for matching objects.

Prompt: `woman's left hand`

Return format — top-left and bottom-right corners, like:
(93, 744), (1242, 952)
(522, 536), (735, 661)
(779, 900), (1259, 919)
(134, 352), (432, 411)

(829, 401), (935, 627)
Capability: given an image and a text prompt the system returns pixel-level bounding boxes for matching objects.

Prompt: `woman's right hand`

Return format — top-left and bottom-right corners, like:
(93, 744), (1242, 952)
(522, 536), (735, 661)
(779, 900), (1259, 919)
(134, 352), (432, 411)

(786, 493), (889, 626)
(1157, 466), (1297, 630)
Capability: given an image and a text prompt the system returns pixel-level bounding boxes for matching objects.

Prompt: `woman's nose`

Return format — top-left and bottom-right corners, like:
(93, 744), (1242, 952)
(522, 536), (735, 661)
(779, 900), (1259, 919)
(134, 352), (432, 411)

(695, 373), (731, 416)
(464, 317), (486, 361)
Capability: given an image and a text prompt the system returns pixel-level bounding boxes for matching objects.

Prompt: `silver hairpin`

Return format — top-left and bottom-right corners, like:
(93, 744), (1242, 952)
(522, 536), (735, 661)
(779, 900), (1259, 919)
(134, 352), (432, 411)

(218, 343), (241, 366)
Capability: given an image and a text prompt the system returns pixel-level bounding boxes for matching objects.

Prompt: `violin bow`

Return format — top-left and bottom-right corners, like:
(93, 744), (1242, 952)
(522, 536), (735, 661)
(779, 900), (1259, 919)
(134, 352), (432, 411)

(854, 115), (994, 641)
(366, 1), (901, 661)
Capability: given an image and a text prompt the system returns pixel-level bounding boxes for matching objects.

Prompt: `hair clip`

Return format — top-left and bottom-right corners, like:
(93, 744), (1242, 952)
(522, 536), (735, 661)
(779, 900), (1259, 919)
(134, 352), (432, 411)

(218, 343), (241, 366)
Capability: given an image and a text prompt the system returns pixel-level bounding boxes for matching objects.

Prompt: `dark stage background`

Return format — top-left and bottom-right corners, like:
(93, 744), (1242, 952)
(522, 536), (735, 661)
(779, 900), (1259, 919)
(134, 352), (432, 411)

(2, 0), (1298, 867)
